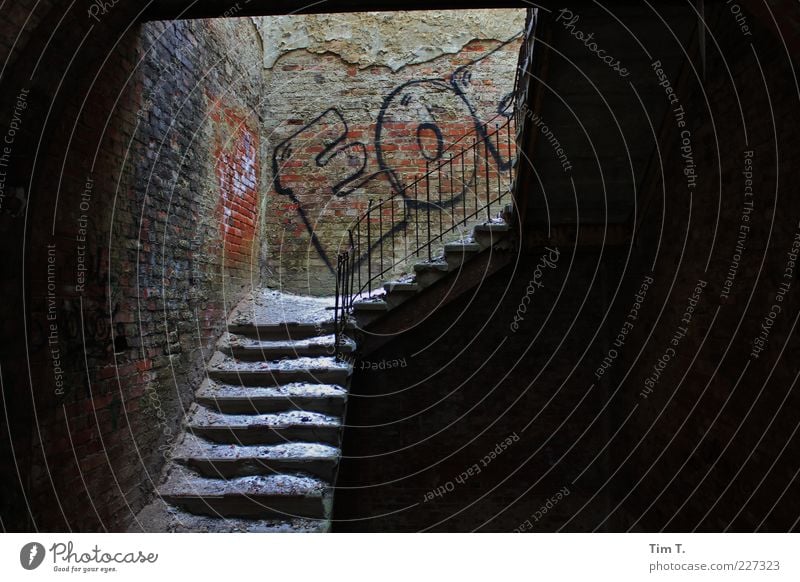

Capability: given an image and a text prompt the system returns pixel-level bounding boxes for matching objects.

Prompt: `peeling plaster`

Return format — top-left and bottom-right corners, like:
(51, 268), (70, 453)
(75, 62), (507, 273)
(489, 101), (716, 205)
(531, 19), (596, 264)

(254, 9), (525, 71)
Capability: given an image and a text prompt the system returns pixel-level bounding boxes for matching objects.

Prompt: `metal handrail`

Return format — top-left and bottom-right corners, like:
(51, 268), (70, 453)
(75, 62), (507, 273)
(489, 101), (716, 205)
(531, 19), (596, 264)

(334, 9), (537, 353)
(350, 115), (516, 299)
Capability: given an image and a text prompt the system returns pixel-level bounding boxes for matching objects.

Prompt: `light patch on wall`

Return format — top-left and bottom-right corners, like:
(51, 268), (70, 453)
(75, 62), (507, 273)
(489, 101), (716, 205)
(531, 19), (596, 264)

(210, 99), (260, 265)
(253, 9), (526, 71)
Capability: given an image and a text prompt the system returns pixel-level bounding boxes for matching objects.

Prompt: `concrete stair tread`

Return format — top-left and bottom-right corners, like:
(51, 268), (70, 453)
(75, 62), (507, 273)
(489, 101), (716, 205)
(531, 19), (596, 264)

(352, 299), (389, 311)
(159, 465), (328, 499)
(186, 405), (340, 430)
(473, 221), (510, 232)
(220, 332), (338, 348)
(132, 497), (329, 532)
(444, 241), (481, 252)
(413, 260), (451, 272)
(133, 499), (328, 533)
(219, 332), (356, 358)
(208, 352), (352, 372)
(172, 433), (339, 462)
(384, 281), (419, 293)
(197, 379), (347, 400)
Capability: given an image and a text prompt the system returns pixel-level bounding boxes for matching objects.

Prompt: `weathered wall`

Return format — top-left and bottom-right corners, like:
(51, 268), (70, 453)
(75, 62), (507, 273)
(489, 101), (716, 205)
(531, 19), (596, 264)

(0, 5), (266, 531)
(258, 10), (524, 295)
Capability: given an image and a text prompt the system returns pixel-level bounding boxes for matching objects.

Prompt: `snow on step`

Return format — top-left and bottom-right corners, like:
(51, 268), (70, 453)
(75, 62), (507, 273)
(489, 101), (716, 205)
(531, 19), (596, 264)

(186, 404), (341, 445)
(159, 465), (331, 519)
(207, 352), (352, 385)
(171, 433), (339, 479)
(384, 281), (419, 293)
(218, 332), (355, 359)
(195, 379), (347, 415)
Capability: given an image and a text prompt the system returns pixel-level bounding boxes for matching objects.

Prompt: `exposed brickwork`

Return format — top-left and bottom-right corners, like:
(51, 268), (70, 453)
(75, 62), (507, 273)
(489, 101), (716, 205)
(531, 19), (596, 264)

(0, 6), (265, 531)
(264, 35), (522, 295)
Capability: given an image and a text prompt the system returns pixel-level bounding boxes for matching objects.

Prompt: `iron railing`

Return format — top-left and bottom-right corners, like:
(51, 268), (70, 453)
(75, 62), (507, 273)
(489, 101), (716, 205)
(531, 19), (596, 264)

(333, 114), (517, 351)
(334, 8), (537, 353)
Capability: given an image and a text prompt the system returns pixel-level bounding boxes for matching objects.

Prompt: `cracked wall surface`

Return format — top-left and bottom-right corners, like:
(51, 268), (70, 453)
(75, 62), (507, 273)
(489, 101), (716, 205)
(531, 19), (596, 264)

(254, 10), (526, 71)
(257, 10), (525, 294)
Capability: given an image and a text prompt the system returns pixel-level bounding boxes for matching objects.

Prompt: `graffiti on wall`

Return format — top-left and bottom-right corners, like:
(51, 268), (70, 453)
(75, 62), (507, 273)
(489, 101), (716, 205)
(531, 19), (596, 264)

(212, 102), (260, 265)
(271, 35), (521, 275)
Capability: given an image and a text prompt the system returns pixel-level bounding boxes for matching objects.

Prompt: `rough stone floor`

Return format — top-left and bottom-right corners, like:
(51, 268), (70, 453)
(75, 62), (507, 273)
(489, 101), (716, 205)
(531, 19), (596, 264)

(131, 289), (354, 532)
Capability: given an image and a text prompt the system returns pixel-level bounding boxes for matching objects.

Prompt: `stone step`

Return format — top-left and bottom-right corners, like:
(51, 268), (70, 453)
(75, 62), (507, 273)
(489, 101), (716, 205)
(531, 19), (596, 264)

(383, 281), (419, 294)
(351, 298), (391, 326)
(413, 260), (452, 287)
(171, 434), (339, 480)
(185, 405), (341, 445)
(383, 281), (420, 309)
(443, 241), (482, 269)
(473, 221), (511, 249)
(132, 499), (329, 533)
(207, 353), (352, 386)
(218, 332), (355, 360)
(196, 379), (347, 415)
(159, 465), (331, 519)
(226, 321), (335, 341)
(352, 299), (390, 312)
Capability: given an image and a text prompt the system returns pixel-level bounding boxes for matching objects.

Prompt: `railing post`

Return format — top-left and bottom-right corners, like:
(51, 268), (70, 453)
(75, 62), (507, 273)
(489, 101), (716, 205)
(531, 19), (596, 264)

(366, 199), (373, 296)
(378, 198), (384, 282)
(461, 151), (466, 227)
(473, 138), (479, 219)
(484, 123), (491, 221)
(449, 153), (455, 229)
(334, 253), (341, 359)
(426, 162), (432, 262)
(414, 178), (420, 257)
(495, 123), (502, 208)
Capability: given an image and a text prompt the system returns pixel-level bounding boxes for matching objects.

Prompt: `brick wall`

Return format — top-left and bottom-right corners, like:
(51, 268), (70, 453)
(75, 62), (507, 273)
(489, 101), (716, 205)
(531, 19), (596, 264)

(0, 5), (265, 531)
(261, 11), (524, 295)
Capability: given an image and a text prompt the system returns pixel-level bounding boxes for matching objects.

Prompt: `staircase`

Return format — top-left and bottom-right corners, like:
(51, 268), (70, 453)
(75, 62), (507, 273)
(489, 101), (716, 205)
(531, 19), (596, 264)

(334, 110), (520, 338)
(134, 291), (354, 533)
(350, 214), (515, 328)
